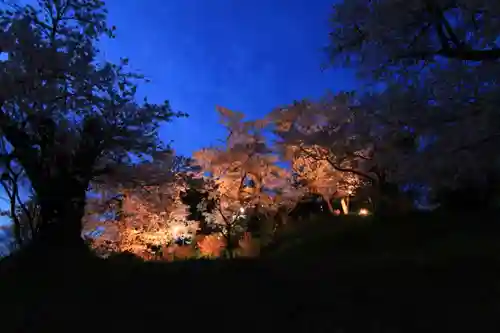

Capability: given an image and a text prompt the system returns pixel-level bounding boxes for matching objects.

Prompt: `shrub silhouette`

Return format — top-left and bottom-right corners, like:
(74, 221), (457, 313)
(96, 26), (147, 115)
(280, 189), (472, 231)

(238, 232), (260, 258)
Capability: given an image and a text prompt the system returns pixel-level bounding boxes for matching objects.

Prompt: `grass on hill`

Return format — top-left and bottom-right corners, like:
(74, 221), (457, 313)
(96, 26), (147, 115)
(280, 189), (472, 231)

(1, 211), (499, 332)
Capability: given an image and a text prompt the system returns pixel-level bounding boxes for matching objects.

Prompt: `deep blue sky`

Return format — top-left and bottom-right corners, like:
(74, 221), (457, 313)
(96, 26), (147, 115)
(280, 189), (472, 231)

(101, 0), (358, 156)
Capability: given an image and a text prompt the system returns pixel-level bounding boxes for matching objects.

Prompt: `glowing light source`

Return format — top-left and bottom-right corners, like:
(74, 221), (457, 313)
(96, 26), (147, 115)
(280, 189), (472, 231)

(171, 225), (183, 238)
(358, 208), (370, 216)
(239, 207), (245, 213)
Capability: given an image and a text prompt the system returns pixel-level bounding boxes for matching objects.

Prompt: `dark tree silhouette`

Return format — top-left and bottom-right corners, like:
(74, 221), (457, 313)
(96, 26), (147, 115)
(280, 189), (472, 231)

(328, 0), (500, 77)
(0, 0), (186, 250)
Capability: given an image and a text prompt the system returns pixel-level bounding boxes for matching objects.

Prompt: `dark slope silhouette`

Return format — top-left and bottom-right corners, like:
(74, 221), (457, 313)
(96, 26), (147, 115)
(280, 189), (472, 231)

(1, 213), (500, 332)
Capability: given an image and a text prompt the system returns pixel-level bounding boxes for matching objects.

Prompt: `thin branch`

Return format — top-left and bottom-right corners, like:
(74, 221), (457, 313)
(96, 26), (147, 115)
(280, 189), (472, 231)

(299, 145), (378, 183)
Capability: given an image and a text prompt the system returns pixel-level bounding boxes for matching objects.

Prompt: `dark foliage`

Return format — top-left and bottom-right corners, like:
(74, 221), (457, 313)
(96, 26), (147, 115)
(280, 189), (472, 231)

(288, 194), (330, 221)
(180, 187), (216, 234)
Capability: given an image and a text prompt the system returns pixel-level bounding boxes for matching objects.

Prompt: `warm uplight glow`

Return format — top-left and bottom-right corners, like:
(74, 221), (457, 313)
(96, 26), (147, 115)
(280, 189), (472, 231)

(171, 225), (182, 237)
(141, 230), (171, 245)
(358, 208), (369, 216)
(239, 207), (245, 213)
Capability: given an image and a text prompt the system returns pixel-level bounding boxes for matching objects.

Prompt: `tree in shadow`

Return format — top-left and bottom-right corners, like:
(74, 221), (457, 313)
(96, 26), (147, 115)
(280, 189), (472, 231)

(0, 0), (186, 252)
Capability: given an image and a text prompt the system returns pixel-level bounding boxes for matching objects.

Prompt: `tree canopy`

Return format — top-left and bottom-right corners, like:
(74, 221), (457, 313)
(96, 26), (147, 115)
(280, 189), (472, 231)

(0, 0), (186, 248)
(328, 0), (500, 79)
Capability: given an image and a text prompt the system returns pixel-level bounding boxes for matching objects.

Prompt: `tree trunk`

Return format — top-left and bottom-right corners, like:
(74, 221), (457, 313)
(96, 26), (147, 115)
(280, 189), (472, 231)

(325, 197), (336, 215)
(34, 179), (88, 252)
(225, 223), (234, 259)
(341, 197), (350, 215)
(10, 192), (23, 247)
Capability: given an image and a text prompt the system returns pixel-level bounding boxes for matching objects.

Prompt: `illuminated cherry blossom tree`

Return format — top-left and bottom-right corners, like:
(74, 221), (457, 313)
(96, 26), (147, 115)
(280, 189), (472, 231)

(267, 93), (380, 213)
(194, 106), (303, 250)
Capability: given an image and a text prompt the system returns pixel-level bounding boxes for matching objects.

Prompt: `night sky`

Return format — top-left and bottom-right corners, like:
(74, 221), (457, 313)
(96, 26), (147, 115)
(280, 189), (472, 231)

(100, 0), (358, 156)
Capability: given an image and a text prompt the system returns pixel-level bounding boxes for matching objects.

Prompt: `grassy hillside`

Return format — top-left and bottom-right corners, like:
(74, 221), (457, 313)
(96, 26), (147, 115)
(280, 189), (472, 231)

(1, 212), (499, 332)
(266, 211), (500, 264)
